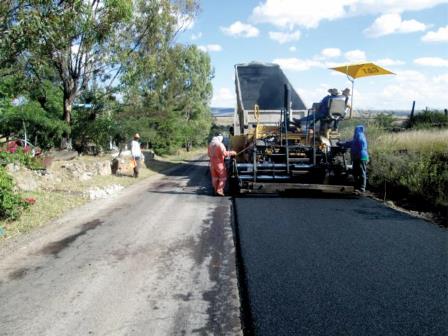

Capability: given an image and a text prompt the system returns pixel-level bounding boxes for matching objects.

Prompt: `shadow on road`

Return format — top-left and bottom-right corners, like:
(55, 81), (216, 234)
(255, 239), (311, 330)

(145, 157), (215, 196)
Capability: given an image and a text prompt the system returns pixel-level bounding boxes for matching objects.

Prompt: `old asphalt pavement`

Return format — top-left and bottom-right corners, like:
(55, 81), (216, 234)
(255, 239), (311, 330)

(1, 157), (447, 335)
(0, 158), (241, 336)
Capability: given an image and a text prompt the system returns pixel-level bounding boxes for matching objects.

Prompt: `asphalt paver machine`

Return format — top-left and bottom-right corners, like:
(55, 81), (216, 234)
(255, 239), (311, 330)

(228, 62), (354, 194)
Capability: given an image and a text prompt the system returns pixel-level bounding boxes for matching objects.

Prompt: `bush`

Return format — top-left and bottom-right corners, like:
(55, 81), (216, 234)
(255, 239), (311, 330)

(369, 130), (448, 211)
(0, 167), (28, 220)
(0, 148), (43, 170)
(408, 110), (448, 129)
(375, 113), (395, 129)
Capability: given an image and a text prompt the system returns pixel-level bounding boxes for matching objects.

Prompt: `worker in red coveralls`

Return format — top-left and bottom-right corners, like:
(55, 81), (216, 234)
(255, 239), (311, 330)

(208, 135), (236, 196)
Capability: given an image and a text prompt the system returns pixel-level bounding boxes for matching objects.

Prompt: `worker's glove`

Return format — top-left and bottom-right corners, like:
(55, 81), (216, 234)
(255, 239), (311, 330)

(229, 151), (237, 156)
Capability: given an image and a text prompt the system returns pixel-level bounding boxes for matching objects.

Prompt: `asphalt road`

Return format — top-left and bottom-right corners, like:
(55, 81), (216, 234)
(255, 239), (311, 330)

(0, 159), (241, 336)
(234, 196), (448, 335)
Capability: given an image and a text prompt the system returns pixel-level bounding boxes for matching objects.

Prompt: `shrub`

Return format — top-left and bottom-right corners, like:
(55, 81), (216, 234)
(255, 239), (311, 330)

(408, 110), (448, 129)
(0, 148), (44, 170)
(375, 113), (395, 129)
(0, 167), (28, 220)
(368, 129), (448, 210)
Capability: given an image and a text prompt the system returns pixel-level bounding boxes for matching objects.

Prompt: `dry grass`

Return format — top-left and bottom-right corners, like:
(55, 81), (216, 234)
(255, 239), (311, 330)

(1, 191), (85, 238)
(374, 129), (448, 153)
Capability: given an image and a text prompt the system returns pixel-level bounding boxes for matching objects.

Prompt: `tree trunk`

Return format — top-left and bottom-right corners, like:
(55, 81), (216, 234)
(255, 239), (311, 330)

(63, 93), (74, 124)
(61, 87), (76, 149)
(63, 77), (77, 124)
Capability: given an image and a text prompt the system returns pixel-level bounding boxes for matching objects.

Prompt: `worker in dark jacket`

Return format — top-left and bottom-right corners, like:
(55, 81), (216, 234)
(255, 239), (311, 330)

(293, 88), (340, 129)
(339, 125), (369, 192)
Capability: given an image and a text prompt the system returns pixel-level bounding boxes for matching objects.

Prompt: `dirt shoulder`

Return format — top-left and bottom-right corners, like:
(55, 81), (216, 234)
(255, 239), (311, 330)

(0, 148), (206, 241)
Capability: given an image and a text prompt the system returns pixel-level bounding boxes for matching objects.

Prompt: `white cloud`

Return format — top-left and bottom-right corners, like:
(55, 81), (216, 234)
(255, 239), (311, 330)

(289, 46), (297, 52)
(422, 25), (448, 42)
(251, 0), (348, 29)
(221, 21), (259, 38)
(414, 57), (448, 67)
(212, 87), (235, 107)
(273, 58), (323, 71)
(198, 44), (222, 52)
(250, 0), (446, 30)
(296, 69), (448, 109)
(364, 14), (427, 37)
(376, 69), (448, 109)
(191, 32), (202, 41)
(345, 50), (367, 62)
(434, 73), (448, 83)
(321, 48), (341, 58)
(268, 30), (301, 44)
(375, 58), (405, 66)
(347, 1), (448, 16)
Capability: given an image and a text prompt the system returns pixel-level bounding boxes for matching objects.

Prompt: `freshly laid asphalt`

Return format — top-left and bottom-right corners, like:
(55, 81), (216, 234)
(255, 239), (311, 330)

(234, 196), (448, 336)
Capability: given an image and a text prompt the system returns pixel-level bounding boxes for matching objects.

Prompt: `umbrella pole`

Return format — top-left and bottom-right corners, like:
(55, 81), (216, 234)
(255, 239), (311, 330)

(349, 78), (354, 119)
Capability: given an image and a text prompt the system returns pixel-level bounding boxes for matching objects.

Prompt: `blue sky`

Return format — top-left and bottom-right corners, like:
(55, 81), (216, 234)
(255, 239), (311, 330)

(178, 0), (448, 111)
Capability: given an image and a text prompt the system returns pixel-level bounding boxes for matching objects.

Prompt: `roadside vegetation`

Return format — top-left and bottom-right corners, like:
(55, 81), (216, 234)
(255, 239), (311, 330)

(0, 0), (212, 155)
(0, 1), (213, 228)
(340, 110), (448, 220)
(0, 147), (206, 240)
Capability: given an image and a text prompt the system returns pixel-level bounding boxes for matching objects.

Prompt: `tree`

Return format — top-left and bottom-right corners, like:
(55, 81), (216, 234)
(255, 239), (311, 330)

(1, 0), (209, 154)
(1, 0), (134, 124)
(119, 44), (213, 154)
(0, 0), (197, 125)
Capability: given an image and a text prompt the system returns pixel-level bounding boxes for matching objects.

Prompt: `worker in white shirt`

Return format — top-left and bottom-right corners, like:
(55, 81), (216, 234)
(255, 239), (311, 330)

(131, 133), (142, 178)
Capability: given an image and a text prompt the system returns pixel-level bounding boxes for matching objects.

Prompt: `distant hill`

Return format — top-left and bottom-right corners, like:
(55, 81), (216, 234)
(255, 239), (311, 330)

(211, 107), (233, 116)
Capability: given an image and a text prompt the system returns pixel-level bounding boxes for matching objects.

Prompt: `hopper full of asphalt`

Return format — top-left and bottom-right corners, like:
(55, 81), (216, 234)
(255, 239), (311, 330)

(234, 196), (448, 336)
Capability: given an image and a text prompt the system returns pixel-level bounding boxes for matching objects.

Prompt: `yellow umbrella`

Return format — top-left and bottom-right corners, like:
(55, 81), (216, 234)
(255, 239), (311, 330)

(330, 62), (395, 118)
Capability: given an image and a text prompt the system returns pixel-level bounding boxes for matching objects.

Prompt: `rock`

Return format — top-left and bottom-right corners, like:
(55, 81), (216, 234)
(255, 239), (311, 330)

(5, 163), (20, 173)
(142, 150), (155, 160)
(85, 184), (124, 200)
(386, 200), (395, 207)
(13, 170), (40, 191)
(79, 172), (93, 181)
(50, 150), (79, 161)
(94, 161), (111, 176)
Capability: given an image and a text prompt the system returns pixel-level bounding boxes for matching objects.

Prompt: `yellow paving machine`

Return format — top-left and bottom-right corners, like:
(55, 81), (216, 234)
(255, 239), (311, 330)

(228, 62), (354, 194)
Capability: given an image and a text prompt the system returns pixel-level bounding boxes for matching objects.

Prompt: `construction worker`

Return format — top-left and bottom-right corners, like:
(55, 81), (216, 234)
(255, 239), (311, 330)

(131, 133), (142, 178)
(339, 125), (369, 192)
(293, 88), (340, 129)
(331, 88), (351, 130)
(208, 135), (236, 196)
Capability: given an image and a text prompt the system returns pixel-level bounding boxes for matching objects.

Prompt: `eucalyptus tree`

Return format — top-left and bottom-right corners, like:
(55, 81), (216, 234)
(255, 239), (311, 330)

(0, 0), (198, 126)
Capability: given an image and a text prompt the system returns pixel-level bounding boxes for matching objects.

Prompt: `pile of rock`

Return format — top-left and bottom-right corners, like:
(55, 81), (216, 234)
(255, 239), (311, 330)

(6, 156), (114, 192)
(85, 184), (124, 200)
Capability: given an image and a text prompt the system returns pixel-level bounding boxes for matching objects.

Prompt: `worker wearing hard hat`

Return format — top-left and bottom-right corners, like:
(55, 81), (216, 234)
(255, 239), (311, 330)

(131, 133), (142, 178)
(293, 88), (340, 128)
(208, 135), (236, 196)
